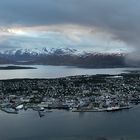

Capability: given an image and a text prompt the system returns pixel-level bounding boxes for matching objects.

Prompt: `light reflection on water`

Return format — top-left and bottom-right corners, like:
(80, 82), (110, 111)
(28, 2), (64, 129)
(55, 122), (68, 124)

(0, 65), (139, 79)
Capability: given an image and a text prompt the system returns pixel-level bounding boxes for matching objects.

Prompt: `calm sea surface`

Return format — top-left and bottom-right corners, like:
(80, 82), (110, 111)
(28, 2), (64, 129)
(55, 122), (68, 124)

(0, 65), (139, 79)
(1, 106), (140, 140)
(0, 65), (140, 140)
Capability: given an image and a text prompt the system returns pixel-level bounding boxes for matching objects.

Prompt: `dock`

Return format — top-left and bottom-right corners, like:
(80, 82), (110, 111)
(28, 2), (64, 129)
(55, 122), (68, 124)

(1, 108), (18, 114)
(72, 106), (132, 112)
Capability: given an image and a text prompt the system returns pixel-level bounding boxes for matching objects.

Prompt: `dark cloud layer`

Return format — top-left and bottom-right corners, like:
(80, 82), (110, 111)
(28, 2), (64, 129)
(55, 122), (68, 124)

(0, 0), (139, 48)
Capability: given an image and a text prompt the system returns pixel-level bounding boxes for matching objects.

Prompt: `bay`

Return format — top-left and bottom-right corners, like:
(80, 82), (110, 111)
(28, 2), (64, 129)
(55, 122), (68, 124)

(0, 65), (140, 140)
(0, 65), (139, 79)
(0, 106), (140, 140)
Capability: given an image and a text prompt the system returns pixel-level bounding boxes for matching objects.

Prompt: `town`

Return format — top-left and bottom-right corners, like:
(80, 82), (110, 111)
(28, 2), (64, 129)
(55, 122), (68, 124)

(0, 71), (140, 116)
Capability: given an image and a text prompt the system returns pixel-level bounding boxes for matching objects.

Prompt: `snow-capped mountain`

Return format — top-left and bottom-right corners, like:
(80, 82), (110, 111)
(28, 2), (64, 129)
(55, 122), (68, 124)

(0, 48), (79, 56)
(0, 47), (128, 68)
(0, 47), (126, 57)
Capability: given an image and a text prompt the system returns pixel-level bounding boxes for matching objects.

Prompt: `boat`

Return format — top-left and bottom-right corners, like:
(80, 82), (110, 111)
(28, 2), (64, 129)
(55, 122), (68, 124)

(16, 104), (24, 110)
(106, 106), (122, 112)
(33, 106), (45, 111)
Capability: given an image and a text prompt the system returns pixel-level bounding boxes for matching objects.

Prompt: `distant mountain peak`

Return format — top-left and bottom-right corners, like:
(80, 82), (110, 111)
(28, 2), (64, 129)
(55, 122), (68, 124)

(0, 47), (128, 68)
(0, 47), (79, 56)
(0, 47), (125, 57)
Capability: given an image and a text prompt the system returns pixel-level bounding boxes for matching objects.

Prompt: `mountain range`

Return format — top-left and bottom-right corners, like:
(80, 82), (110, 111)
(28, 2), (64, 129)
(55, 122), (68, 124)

(0, 48), (133, 68)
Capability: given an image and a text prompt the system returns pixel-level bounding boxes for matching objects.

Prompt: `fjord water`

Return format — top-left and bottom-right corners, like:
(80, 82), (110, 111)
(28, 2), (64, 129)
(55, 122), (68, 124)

(0, 65), (140, 140)
(0, 65), (139, 79)
(1, 106), (140, 140)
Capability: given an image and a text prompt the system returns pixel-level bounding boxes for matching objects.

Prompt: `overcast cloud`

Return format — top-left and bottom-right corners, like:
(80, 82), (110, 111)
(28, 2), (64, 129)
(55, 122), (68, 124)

(0, 0), (139, 53)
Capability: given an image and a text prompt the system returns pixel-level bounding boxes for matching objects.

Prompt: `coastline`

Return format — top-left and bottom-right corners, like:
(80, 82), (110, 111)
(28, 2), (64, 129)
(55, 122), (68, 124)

(0, 65), (37, 70)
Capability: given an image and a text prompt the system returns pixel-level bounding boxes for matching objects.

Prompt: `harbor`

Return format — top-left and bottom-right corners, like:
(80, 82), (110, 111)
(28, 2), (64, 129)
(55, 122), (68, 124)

(72, 106), (133, 112)
(0, 72), (139, 116)
(0, 105), (139, 140)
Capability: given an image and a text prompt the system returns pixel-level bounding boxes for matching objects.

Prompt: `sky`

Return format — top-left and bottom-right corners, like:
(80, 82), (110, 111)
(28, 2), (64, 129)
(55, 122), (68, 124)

(0, 0), (139, 53)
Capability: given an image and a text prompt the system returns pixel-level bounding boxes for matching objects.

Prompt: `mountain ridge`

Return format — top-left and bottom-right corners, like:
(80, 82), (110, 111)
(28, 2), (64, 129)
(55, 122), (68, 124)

(0, 48), (125, 56)
(0, 48), (130, 68)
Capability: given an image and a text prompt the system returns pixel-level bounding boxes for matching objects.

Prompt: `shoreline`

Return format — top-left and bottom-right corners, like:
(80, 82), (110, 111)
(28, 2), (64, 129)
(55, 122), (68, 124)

(72, 106), (133, 112)
(0, 65), (37, 70)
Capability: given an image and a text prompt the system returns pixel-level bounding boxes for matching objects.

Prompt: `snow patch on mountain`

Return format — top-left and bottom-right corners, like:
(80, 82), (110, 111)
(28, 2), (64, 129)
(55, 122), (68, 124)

(0, 47), (125, 57)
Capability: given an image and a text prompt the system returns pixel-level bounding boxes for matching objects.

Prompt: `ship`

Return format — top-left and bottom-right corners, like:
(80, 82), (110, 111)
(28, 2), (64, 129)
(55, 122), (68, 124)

(106, 106), (132, 112)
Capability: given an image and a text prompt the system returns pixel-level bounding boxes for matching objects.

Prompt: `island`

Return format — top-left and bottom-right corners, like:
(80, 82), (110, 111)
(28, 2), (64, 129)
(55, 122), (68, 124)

(0, 66), (37, 70)
(0, 71), (139, 116)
